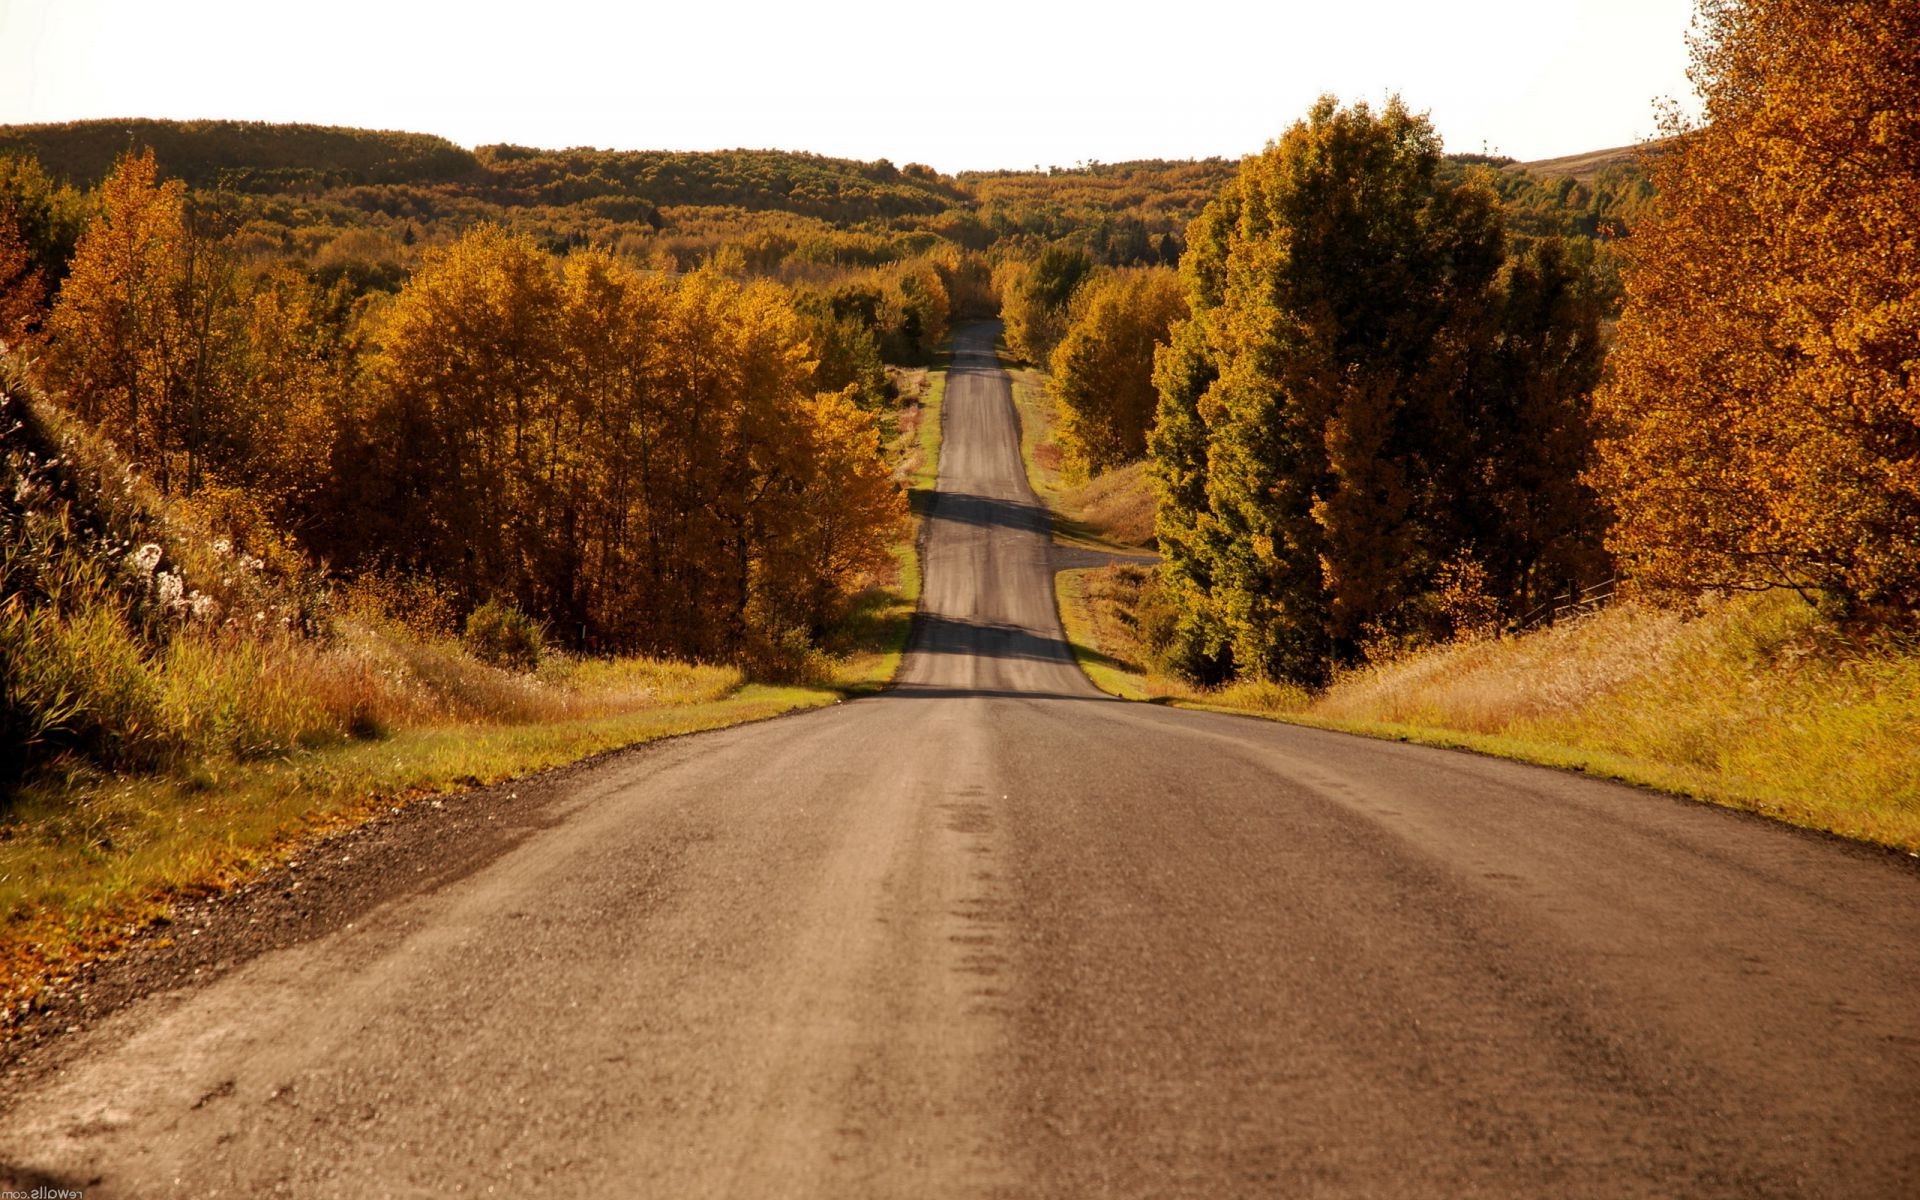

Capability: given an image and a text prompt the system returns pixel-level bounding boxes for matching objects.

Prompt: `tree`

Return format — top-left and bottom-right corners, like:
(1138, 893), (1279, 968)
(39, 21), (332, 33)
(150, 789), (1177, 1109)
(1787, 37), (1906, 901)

(0, 206), (46, 347)
(363, 230), (904, 661)
(1149, 97), (1605, 683)
(369, 223), (562, 600)
(998, 243), (1092, 363)
(0, 153), (87, 286)
(1589, 0), (1920, 618)
(230, 270), (359, 540)
(1047, 268), (1186, 475)
(46, 149), (240, 494)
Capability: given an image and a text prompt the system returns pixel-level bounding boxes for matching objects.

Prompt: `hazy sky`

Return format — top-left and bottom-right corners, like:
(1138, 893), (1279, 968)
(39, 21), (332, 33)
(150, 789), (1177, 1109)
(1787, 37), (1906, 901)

(0, 0), (1700, 171)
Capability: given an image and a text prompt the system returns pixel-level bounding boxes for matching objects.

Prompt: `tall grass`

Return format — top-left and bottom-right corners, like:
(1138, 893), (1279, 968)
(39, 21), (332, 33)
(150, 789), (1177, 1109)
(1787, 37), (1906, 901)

(1305, 594), (1920, 847)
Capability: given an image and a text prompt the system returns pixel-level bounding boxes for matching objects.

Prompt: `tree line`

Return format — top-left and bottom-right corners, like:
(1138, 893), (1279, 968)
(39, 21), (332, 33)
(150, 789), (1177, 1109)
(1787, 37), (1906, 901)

(18, 150), (906, 666)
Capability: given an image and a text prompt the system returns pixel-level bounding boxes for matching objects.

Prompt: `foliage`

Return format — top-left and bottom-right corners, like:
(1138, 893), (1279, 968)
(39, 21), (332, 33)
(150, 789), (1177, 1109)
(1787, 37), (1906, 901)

(1149, 97), (1607, 685)
(44, 150), (243, 495)
(0, 151), (88, 284)
(961, 159), (1236, 259)
(997, 242), (1093, 363)
(1047, 268), (1186, 475)
(364, 229), (906, 660)
(463, 599), (545, 671)
(0, 206), (47, 346)
(1590, 0), (1920, 620)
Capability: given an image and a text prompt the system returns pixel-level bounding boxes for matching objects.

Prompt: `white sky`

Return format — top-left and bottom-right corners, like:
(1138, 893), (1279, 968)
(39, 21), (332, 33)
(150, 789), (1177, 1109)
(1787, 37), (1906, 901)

(0, 0), (1699, 173)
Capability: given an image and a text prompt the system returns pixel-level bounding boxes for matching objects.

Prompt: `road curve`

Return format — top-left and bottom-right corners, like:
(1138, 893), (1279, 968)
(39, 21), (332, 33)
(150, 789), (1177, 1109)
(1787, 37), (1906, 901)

(2, 324), (1915, 1197)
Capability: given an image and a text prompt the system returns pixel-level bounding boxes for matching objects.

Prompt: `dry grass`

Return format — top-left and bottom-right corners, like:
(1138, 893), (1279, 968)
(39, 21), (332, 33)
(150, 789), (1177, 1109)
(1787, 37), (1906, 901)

(1054, 566), (1920, 852)
(1066, 461), (1155, 548)
(1304, 595), (1920, 847)
(1516, 142), (1659, 183)
(1006, 360), (1156, 550)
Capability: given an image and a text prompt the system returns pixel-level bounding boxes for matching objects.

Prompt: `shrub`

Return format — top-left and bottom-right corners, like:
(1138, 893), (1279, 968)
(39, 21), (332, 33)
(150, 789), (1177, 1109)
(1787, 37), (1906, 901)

(462, 599), (544, 671)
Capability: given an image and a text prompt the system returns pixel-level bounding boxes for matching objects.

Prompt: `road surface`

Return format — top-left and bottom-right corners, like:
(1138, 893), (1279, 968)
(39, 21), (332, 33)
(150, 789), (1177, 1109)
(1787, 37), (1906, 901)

(2, 324), (1915, 1197)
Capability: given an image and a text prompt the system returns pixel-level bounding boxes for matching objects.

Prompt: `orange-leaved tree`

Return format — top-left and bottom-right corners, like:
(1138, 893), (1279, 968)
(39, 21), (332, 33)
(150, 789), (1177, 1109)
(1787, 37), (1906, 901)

(46, 149), (240, 494)
(1590, 0), (1920, 617)
(364, 227), (903, 659)
(0, 205), (46, 348)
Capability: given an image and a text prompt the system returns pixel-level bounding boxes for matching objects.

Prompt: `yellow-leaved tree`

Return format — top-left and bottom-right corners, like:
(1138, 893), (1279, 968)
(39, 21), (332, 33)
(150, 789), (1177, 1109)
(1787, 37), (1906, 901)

(365, 227), (903, 661)
(1047, 267), (1186, 475)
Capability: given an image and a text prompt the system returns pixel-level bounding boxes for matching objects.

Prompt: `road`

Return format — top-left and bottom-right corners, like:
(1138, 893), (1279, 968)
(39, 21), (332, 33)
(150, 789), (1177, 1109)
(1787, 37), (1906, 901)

(2, 324), (1916, 1197)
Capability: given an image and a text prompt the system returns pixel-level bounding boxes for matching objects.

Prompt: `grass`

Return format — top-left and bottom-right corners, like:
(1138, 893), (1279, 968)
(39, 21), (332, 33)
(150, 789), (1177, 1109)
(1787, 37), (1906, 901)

(1004, 357), (1154, 552)
(1295, 596), (1920, 850)
(1, 679), (836, 1009)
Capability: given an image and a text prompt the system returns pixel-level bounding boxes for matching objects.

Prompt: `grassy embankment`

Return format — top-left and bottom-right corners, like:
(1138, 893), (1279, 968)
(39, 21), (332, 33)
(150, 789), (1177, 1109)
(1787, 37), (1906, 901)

(0, 358), (945, 1010)
(1006, 357), (1920, 853)
(1005, 359), (1154, 552)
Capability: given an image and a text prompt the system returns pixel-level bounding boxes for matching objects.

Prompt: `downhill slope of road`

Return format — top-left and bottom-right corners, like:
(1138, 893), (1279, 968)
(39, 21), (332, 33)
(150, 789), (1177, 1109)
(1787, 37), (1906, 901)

(1, 325), (1916, 1198)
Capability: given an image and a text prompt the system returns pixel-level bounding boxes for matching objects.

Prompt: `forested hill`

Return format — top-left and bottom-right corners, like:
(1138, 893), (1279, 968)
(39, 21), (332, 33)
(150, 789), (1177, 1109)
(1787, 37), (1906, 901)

(0, 119), (479, 190)
(0, 118), (1653, 238)
(0, 117), (1654, 307)
(0, 119), (968, 218)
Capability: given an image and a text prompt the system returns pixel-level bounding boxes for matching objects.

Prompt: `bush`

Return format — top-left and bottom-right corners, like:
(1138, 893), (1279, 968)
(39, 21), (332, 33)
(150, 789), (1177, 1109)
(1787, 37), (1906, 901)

(462, 600), (544, 671)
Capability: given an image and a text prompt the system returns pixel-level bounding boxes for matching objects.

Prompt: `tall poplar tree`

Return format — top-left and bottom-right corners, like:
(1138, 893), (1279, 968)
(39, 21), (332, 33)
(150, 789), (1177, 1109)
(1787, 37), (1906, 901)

(1149, 97), (1605, 684)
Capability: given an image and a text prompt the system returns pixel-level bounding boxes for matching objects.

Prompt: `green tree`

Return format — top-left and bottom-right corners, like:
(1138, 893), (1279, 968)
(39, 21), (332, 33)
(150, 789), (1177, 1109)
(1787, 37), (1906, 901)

(1150, 97), (1604, 683)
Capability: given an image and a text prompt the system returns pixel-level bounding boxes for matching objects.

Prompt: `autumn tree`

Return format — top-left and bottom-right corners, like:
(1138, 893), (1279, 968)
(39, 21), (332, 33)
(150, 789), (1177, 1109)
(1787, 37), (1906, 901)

(1047, 267), (1186, 474)
(997, 243), (1092, 363)
(368, 223), (562, 602)
(1590, 0), (1920, 618)
(1149, 97), (1606, 684)
(931, 246), (996, 321)
(364, 227), (904, 660)
(880, 258), (950, 361)
(0, 206), (46, 347)
(228, 270), (360, 537)
(45, 149), (241, 494)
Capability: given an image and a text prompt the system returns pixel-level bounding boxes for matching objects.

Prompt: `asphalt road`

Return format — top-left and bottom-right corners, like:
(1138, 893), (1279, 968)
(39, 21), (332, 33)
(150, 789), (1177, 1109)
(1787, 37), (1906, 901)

(3, 324), (1915, 1197)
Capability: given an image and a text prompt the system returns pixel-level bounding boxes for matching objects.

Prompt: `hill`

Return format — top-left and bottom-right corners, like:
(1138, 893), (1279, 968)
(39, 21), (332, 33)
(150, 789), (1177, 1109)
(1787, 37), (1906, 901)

(1518, 142), (1653, 183)
(0, 118), (479, 190)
